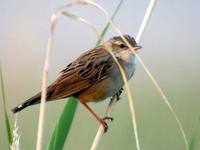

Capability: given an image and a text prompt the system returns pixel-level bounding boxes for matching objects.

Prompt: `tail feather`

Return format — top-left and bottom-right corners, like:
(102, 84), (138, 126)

(11, 94), (41, 113)
(11, 84), (57, 113)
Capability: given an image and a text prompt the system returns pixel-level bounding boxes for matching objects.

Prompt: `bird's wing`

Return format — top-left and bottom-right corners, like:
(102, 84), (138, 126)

(48, 47), (114, 100)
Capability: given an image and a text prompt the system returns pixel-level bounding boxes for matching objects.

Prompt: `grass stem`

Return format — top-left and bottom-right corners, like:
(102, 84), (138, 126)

(0, 61), (13, 148)
(36, 15), (56, 150)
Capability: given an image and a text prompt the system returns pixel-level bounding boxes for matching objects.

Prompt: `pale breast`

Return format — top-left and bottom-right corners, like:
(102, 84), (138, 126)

(116, 50), (136, 80)
(78, 50), (136, 103)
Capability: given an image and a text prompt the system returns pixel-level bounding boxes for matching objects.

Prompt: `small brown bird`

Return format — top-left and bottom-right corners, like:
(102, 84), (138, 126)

(11, 35), (141, 131)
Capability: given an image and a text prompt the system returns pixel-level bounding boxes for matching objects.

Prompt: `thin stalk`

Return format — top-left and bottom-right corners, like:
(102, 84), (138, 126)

(136, 0), (156, 43)
(0, 61), (13, 147)
(136, 1), (189, 149)
(96, 0), (124, 45)
(91, 95), (118, 149)
(35, 14), (57, 150)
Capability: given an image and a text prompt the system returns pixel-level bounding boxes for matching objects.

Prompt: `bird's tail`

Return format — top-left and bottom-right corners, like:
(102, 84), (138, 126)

(11, 93), (41, 113)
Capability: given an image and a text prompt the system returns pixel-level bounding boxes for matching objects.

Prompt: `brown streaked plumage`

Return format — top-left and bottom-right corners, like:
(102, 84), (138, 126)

(11, 35), (142, 132)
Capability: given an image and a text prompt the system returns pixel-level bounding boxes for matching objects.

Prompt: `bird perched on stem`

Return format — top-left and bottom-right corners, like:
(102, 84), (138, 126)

(11, 35), (142, 132)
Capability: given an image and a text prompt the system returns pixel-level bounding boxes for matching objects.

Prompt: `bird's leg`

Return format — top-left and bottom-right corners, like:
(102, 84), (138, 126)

(80, 101), (110, 133)
(113, 88), (123, 101)
(117, 88), (123, 101)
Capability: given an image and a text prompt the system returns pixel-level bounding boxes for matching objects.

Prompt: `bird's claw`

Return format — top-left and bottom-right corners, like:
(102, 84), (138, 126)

(100, 116), (114, 133)
(102, 116), (114, 122)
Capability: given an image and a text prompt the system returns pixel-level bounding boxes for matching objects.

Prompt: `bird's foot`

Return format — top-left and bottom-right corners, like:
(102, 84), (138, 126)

(100, 116), (114, 133)
(102, 116), (114, 122)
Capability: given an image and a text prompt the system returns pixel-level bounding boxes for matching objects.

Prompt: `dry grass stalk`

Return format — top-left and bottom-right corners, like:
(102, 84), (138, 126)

(36, 13), (56, 150)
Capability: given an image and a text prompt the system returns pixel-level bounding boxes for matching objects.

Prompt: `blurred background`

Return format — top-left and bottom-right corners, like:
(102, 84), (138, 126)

(0, 0), (200, 149)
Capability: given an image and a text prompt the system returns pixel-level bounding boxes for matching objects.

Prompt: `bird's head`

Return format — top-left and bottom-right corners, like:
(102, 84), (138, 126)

(108, 35), (142, 53)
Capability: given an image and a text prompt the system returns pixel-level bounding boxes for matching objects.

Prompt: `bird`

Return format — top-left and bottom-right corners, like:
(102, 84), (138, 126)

(11, 35), (142, 132)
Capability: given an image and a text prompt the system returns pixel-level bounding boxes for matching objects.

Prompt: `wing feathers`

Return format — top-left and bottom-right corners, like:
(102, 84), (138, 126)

(48, 47), (114, 100)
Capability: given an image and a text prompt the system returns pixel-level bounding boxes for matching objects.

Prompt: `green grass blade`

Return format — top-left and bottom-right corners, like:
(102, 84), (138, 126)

(189, 118), (200, 150)
(48, 97), (78, 150)
(48, 1), (124, 149)
(96, 0), (124, 46)
(0, 61), (13, 146)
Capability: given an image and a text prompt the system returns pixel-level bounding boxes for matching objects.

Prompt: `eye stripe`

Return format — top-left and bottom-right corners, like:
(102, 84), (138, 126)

(113, 40), (128, 49)
(113, 40), (123, 45)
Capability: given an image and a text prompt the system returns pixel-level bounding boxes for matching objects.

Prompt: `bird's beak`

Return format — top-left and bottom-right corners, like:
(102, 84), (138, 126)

(134, 45), (142, 51)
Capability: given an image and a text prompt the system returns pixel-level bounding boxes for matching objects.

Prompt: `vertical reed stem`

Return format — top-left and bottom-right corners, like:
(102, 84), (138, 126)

(36, 14), (56, 150)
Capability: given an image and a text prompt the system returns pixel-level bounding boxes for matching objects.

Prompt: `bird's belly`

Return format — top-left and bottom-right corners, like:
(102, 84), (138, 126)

(78, 55), (136, 103)
(78, 66), (135, 102)
(78, 77), (123, 103)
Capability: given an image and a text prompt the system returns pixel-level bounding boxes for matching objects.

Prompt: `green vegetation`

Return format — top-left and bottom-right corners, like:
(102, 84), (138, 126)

(0, 61), (13, 148)
(189, 118), (200, 150)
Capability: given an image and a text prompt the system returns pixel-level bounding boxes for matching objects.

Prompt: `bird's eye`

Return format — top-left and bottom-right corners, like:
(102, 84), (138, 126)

(119, 43), (127, 49)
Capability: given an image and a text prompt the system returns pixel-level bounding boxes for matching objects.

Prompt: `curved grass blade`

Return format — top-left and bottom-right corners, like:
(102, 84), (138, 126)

(48, 98), (78, 150)
(47, 1), (124, 149)
(0, 61), (13, 147)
